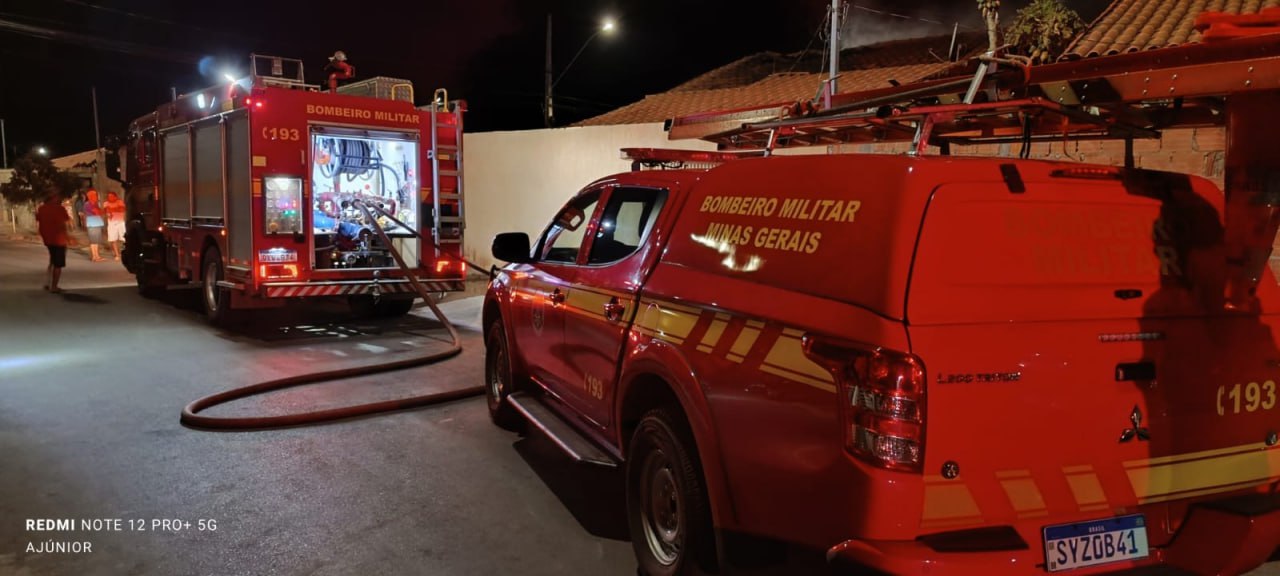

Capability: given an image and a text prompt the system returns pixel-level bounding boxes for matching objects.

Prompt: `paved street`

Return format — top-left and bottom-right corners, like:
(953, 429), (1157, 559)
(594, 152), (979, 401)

(0, 235), (636, 576)
(1, 233), (1278, 576)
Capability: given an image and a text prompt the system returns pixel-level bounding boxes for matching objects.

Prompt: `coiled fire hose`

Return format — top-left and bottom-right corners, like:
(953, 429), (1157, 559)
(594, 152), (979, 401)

(180, 201), (484, 430)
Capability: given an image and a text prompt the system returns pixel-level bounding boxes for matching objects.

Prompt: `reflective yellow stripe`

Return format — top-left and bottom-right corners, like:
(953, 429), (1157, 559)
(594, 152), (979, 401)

(728, 323), (761, 363)
(1126, 445), (1280, 504)
(697, 313), (731, 354)
(761, 334), (835, 393)
(1064, 466), (1109, 511)
(922, 483), (983, 522)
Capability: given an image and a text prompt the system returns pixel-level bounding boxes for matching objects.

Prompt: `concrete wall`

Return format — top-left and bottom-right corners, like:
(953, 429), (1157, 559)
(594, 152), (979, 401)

(461, 123), (1229, 271)
(461, 123), (716, 270)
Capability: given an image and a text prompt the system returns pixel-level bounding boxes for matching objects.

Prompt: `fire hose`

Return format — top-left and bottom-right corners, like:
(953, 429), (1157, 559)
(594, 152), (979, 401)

(180, 200), (484, 430)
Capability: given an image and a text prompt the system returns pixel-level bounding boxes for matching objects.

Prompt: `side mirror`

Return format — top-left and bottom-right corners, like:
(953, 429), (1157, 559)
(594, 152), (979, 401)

(492, 232), (533, 264)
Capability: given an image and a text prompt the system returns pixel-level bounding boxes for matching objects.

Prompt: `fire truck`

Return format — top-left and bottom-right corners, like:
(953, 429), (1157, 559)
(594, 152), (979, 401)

(114, 54), (466, 323)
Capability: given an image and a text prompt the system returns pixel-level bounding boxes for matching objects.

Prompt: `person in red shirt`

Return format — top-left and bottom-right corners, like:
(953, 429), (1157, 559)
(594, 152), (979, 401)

(36, 191), (73, 293)
(103, 191), (126, 260)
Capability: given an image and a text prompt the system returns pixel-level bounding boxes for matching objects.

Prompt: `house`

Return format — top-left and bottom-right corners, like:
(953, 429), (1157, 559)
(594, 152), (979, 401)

(50, 148), (124, 197)
(577, 33), (983, 127)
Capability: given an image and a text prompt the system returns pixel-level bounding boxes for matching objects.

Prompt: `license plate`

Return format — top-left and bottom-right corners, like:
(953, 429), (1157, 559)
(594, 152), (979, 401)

(1042, 514), (1149, 572)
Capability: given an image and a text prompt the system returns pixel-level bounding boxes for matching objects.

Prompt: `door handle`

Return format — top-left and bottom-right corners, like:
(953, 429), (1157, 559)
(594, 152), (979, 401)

(549, 288), (566, 305)
(604, 298), (625, 322)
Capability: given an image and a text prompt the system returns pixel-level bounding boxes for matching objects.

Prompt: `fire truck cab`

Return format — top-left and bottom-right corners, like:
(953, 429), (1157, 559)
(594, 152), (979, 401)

(115, 54), (466, 323)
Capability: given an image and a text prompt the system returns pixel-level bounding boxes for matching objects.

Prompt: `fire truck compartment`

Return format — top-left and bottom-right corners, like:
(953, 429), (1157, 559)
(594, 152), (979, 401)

(309, 130), (420, 270)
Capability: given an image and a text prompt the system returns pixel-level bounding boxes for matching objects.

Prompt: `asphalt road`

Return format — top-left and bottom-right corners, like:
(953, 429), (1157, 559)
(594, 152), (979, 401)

(0, 236), (636, 576)
(2, 234), (1278, 576)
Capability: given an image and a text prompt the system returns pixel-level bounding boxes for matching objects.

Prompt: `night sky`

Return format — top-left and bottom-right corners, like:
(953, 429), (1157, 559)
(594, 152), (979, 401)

(0, 0), (1113, 160)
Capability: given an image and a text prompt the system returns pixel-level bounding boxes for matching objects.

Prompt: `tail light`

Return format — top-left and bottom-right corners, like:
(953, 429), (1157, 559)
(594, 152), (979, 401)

(258, 264), (298, 280)
(433, 259), (467, 277)
(802, 335), (926, 471)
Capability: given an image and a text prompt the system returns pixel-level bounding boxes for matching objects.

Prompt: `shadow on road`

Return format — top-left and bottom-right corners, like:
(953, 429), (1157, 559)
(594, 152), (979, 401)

(514, 433), (630, 542)
(56, 292), (110, 304)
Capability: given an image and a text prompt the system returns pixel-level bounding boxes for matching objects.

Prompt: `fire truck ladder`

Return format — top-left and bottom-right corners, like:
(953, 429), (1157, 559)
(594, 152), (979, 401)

(429, 89), (465, 259)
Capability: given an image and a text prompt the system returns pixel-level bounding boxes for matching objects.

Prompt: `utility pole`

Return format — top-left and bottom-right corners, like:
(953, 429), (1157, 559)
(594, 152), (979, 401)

(544, 13), (554, 128)
(827, 0), (841, 107)
(1, 118), (7, 169)
(92, 86), (101, 149)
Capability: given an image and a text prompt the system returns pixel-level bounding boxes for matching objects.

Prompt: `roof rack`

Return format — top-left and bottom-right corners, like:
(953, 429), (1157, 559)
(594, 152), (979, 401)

(703, 97), (1159, 156)
(250, 53), (320, 91)
(620, 148), (765, 171)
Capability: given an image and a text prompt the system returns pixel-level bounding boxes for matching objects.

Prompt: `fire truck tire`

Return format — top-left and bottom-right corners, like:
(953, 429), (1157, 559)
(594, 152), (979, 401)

(628, 407), (716, 576)
(135, 264), (161, 299)
(202, 249), (233, 325)
(484, 320), (524, 432)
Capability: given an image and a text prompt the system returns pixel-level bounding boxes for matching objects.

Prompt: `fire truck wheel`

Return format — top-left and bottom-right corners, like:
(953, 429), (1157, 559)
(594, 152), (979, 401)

(202, 249), (232, 325)
(628, 408), (716, 576)
(484, 320), (524, 432)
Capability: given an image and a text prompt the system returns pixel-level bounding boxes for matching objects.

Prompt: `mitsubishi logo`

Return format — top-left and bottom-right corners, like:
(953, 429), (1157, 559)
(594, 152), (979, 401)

(1119, 405), (1151, 443)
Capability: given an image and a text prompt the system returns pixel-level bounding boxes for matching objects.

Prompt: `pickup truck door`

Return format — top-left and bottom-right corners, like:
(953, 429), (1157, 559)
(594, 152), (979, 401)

(556, 186), (669, 429)
(508, 189), (604, 388)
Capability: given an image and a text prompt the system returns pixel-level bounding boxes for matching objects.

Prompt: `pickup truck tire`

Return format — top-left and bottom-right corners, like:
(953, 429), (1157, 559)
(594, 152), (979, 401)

(484, 321), (524, 432)
(628, 408), (715, 576)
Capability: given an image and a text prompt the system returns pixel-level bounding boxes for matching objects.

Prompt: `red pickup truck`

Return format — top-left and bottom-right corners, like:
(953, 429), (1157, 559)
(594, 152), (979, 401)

(482, 151), (1280, 576)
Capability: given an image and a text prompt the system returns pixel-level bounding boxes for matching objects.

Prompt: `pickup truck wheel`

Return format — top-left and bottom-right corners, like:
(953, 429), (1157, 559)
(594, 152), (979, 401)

(628, 408), (715, 576)
(485, 321), (524, 432)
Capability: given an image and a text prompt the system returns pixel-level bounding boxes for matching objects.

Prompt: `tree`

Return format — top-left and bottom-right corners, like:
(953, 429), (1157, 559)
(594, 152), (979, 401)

(978, 0), (1001, 53)
(1006, 0), (1085, 64)
(0, 152), (82, 205)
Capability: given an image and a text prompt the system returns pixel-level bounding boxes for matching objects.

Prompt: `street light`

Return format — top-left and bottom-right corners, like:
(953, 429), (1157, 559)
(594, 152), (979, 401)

(35, 146), (48, 156)
(544, 16), (617, 127)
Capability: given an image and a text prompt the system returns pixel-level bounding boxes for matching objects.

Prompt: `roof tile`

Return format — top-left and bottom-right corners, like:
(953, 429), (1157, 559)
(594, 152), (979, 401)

(1062, 0), (1280, 59)
(578, 34), (981, 127)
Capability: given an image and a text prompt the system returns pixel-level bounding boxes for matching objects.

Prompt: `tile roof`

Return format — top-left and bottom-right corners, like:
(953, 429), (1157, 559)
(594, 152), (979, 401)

(579, 34), (982, 127)
(51, 150), (98, 170)
(1062, 0), (1280, 59)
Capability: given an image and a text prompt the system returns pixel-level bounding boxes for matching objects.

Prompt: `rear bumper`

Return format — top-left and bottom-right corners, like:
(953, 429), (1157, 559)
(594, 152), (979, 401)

(262, 279), (464, 298)
(827, 494), (1280, 575)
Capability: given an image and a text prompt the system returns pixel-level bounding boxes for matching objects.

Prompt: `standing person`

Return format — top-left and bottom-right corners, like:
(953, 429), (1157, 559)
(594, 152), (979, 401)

(36, 191), (73, 293)
(83, 188), (105, 262)
(103, 191), (126, 261)
(62, 196), (77, 230)
(73, 193), (85, 229)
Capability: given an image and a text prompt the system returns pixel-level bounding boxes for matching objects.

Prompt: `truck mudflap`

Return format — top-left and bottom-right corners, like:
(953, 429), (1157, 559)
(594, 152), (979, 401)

(263, 279), (463, 298)
(826, 493), (1280, 576)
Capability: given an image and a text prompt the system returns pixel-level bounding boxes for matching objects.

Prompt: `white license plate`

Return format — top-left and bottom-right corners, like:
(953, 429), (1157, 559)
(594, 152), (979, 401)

(1042, 514), (1149, 572)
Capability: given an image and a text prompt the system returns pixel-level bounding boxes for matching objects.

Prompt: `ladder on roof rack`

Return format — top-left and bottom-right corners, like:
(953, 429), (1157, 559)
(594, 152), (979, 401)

(703, 98), (1160, 157)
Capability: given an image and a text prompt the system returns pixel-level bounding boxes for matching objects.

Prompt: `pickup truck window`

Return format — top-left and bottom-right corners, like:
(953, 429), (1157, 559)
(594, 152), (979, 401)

(539, 190), (602, 264)
(588, 187), (666, 265)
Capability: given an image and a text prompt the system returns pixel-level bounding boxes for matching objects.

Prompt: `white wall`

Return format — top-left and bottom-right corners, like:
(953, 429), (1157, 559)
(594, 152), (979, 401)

(461, 123), (717, 270)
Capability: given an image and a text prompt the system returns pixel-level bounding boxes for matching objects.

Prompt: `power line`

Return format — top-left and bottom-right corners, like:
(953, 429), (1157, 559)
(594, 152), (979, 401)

(59, 0), (247, 40)
(849, 3), (977, 31)
(0, 17), (199, 63)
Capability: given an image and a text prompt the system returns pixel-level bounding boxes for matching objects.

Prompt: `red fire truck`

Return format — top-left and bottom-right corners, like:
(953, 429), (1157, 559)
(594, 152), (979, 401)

(114, 54), (466, 323)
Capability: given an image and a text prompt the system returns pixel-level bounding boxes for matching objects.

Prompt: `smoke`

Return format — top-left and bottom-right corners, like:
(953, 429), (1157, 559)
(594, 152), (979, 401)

(841, 3), (988, 48)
